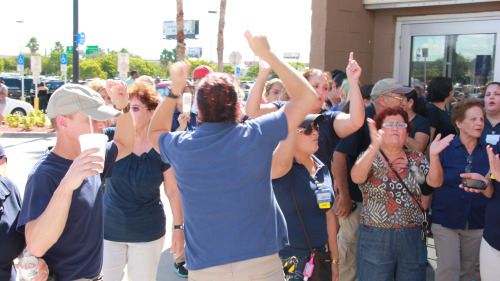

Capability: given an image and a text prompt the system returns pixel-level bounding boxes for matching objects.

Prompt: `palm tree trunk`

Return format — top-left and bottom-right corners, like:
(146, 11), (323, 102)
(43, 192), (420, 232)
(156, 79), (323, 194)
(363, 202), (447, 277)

(217, 0), (226, 72)
(176, 0), (186, 61)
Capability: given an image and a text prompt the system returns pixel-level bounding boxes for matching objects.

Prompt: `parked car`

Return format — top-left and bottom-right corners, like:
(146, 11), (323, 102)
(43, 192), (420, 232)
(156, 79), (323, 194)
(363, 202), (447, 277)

(155, 81), (172, 99)
(0, 76), (34, 103)
(30, 80), (65, 99)
(2, 97), (35, 117)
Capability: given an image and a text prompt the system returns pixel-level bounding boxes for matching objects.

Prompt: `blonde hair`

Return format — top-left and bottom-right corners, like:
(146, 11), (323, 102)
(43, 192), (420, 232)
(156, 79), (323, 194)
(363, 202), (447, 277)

(85, 79), (106, 93)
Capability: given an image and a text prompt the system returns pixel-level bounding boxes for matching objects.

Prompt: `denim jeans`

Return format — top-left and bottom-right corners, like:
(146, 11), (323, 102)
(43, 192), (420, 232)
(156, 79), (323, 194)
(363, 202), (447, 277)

(356, 224), (427, 281)
(280, 256), (307, 281)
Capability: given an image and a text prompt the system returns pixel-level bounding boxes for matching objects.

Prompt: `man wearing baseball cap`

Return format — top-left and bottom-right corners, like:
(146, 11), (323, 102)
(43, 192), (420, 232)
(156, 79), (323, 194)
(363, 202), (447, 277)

(332, 78), (413, 281)
(17, 83), (134, 281)
(191, 65), (214, 115)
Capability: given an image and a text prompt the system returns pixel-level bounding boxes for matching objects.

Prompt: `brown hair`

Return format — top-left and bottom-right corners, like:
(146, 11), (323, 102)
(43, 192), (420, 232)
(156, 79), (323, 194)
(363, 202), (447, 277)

(196, 73), (240, 124)
(127, 81), (160, 110)
(451, 98), (484, 133)
(303, 68), (332, 86)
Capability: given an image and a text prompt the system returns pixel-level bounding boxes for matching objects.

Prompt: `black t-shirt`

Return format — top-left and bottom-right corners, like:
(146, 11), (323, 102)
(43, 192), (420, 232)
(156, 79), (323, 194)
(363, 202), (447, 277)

(426, 103), (456, 140)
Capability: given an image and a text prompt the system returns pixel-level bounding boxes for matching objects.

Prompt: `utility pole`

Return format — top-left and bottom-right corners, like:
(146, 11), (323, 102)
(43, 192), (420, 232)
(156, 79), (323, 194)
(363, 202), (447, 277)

(73, 0), (79, 83)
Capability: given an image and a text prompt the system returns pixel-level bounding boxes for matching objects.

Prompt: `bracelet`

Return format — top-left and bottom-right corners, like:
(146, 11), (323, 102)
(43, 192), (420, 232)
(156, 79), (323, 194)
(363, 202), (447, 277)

(331, 259), (340, 264)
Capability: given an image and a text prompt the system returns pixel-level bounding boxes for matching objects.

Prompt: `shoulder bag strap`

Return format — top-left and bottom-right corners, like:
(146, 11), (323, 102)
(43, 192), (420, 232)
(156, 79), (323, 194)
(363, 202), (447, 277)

(291, 173), (314, 253)
(379, 149), (424, 213)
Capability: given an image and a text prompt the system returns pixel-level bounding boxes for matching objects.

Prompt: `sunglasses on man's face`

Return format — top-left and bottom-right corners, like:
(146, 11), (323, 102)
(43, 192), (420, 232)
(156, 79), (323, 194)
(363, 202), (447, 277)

(297, 123), (319, 135)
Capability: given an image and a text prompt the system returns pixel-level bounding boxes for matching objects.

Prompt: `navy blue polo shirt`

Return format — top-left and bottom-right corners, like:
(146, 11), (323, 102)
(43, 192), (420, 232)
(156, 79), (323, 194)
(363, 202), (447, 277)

(426, 103), (456, 140)
(431, 136), (490, 230)
(409, 113), (430, 138)
(480, 117), (500, 146)
(171, 107), (198, 132)
(484, 180), (500, 251)
(334, 104), (376, 202)
(0, 177), (25, 281)
(273, 101), (341, 172)
(272, 156), (334, 257)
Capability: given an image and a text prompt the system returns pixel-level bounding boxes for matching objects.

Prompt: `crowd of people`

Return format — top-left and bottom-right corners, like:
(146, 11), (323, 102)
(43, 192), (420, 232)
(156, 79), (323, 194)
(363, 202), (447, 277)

(1, 31), (500, 281)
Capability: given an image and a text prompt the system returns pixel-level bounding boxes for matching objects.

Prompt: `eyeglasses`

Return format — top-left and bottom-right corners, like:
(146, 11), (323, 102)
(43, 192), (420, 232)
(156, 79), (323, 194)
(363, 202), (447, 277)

(382, 122), (408, 129)
(465, 155), (473, 173)
(131, 106), (150, 112)
(384, 95), (405, 102)
(297, 123), (319, 135)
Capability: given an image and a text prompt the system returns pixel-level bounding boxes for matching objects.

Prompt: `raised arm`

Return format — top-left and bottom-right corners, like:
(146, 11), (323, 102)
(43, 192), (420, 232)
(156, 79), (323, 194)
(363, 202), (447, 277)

(148, 62), (191, 153)
(244, 31), (316, 134)
(351, 119), (381, 184)
(271, 125), (297, 179)
(333, 52), (364, 138)
(426, 134), (454, 187)
(244, 63), (278, 118)
(107, 80), (135, 161)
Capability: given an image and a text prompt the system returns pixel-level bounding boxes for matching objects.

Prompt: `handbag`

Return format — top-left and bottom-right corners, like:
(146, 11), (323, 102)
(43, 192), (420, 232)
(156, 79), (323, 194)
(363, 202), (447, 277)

(290, 173), (332, 281)
(379, 149), (431, 239)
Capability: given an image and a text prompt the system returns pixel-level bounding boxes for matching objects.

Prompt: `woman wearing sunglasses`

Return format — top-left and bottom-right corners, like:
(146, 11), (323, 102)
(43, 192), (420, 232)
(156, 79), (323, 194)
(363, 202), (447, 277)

(428, 98), (492, 281)
(350, 107), (453, 281)
(102, 81), (183, 281)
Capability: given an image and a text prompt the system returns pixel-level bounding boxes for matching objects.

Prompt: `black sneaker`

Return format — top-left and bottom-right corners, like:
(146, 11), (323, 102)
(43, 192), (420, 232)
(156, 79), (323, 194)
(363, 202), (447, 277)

(174, 262), (188, 278)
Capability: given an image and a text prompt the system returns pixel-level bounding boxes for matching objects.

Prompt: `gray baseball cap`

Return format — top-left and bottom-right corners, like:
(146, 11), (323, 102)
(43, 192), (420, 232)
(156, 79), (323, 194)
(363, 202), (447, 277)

(299, 114), (325, 128)
(371, 79), (414, 99)
(47, 84), (122, 121)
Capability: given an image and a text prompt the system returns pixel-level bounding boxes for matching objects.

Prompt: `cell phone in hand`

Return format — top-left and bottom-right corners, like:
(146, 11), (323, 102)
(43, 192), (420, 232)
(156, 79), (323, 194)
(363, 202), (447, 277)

(462, 179), (487, 190)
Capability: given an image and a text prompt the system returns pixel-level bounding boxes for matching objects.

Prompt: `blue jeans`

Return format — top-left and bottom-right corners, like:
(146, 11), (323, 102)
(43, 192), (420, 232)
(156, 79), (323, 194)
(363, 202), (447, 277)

(356, 224), (427, 281)
(280, 256), (307, 281)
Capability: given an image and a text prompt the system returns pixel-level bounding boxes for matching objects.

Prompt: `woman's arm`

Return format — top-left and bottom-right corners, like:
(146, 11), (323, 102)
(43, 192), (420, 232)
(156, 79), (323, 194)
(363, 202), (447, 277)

(244, 63), (277, 119)
(426, 134), (454, 187)
(271, 126), (297, 179)
(333, 53), (364, 138)
(351, 119), (380, 184)
(326, 209), (339, 281)
(426, 127), (436, 156)
(163, 169), (185, 258)
(405, 132), (430, 153)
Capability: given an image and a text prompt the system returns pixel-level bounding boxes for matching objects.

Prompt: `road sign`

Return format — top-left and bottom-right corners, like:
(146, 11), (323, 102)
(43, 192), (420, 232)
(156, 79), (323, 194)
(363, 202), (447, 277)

(86, 45), (99, 55)
(236, 67), (241, 74)
(229, 51), (242, 67)
(18, 55), (24, 65)
(61, 64), (68, 72)
(117, 53), (130, 74)
(66, 46), (73, 54)
(61, 54), (68, 65)
(77, 32), (86, 46)
(31, 56), (42, 73)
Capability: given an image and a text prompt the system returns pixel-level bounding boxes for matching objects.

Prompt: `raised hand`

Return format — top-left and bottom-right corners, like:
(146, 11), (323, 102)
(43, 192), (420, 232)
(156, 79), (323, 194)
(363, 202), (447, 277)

(487, 145), (500, 180)
(429, 134), (454, 156)
(106, 80), (128, 110)
(60, 148), (103, 191)
(177, 113), (190, 131)
(169, 62), (191, 96)
(346, 52), (361, 81)
(244, 30), (271, 59)
(368, 118), (383, 149)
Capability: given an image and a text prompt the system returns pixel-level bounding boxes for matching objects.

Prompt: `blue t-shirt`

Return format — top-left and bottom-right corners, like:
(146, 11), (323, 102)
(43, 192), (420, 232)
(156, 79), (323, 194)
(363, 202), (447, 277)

(484, 180), (500, 251)
(17, 143), (118, 281)
(158, 110), (289, 270)
(409, 113), (430, 139)
(0, 177), (25, 281)
(426, 103), (456, 140)
(104, 149), (170, 242)
(480, 117), (500, 146)
(431, 136), (489, 230)
(273, 156), (334, 257)
(273, 101), (341, 172)
(334, 104), (377, 202)
(171, 107), (198, 132)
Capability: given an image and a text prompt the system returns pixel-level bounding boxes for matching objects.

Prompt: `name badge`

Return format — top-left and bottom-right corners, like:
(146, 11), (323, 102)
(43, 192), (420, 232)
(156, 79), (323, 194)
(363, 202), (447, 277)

(316, 189), (332, 209)
(486, 134), (499, 145)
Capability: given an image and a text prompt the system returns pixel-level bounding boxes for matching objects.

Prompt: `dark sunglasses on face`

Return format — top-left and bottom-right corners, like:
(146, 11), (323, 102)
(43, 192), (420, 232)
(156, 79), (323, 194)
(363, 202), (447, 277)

(297, 123), (319, 135)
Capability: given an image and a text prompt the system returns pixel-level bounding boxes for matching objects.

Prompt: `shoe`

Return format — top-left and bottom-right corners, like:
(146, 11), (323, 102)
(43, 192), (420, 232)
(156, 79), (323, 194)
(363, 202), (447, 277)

(174, 262), (188, 278)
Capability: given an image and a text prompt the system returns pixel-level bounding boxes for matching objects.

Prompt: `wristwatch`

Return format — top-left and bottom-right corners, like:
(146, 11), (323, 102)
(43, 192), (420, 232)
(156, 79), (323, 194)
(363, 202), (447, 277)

(167, 87), (180, 99)
(114, 103), (130, 114)
(174, 224), (184, 230)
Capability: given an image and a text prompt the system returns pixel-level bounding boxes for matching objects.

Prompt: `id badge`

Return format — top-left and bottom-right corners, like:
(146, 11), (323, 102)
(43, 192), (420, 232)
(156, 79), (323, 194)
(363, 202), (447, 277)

(316, 189), (332, 209)
(486, 134), (499, 145)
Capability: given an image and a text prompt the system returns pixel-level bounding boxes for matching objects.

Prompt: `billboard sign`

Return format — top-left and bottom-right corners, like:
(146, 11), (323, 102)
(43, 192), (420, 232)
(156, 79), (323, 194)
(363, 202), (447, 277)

(163, 20), (199, 39)
(187, 47), (202, 58)
(283, 52), (300, 59)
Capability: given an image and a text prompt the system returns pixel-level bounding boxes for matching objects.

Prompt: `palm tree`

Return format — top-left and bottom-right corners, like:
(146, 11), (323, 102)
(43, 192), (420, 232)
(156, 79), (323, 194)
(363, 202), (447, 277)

(53, 41), (64, 52)
(176, 0), (186, 61)
(26, 37), (39, 55)
(217, 0), (226, 72)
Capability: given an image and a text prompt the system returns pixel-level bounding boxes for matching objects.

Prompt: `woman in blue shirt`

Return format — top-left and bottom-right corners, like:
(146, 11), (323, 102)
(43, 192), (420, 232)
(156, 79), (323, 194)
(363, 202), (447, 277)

(102, 81), (183, 281)
(430, 98), (491, 281)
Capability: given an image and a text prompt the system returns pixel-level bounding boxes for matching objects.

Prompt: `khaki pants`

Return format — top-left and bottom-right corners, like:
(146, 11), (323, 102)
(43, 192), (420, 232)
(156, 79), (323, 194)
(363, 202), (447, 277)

(188, 253), (284, 281)
(337, 201), (362, 281)
(432, 223), (483, 281)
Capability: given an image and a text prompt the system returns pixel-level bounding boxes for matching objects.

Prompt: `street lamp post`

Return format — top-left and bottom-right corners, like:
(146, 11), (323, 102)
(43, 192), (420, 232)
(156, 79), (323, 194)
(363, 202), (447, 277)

(208, 10), (217, 64)
(73, 0), (79, 83)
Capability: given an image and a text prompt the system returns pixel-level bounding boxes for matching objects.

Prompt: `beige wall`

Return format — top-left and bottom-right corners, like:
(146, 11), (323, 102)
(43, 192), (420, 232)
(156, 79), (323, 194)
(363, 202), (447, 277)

(311, 0), (500, 84)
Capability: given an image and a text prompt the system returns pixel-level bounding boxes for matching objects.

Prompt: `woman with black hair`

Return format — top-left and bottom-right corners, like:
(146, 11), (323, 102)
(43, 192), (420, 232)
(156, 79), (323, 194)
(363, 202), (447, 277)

(404, 90), (430, 153)
(37, 82), (49, 113)
(426, 77), (456, 142)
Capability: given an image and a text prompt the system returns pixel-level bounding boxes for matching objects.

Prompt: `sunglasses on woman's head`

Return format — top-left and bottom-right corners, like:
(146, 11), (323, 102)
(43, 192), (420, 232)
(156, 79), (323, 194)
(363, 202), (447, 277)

(297, 123), (319, 135)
